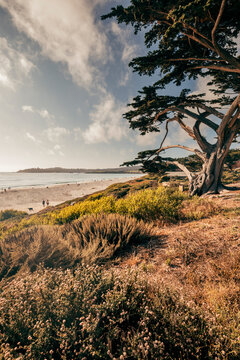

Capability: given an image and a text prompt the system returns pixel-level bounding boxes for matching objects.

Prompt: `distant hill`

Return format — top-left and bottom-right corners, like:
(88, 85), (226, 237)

(17, 166), (141, 174)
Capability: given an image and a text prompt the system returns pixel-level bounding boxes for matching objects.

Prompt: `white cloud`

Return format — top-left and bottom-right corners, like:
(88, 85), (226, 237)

(0, 0), (110, 89)
(44, 127), (70, 143)
(119, 70), (131, 87)
(54, 144), (61, 151)
(38, 109), (52, 120)
(136, 132), (159, 147)
(82, 94), (129, 144)
(111, 22), (139, 86)
(22, 105), (34, 113)
(25, 132), (40, 143)
(191, 76), (218, 102)
(53, 144), (64, 156)
(0, 72), (13, 89)
(0, 37), (34, 90)
(47, 144), (64, 156)
(111, 23), (139, 64)
(22, 105), (54, 120)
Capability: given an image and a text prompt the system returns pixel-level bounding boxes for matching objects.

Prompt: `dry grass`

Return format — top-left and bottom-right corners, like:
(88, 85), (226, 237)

(0, 213), (154, 280)
(180, 197), (221, 220)
(114, 191), (240, 357)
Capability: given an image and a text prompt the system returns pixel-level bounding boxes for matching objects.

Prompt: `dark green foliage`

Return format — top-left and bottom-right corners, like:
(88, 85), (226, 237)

(225, 148), (240, 170)
(103, 0), (240, 90)
(222, 169), (240, 183)
(0, 209), (27, 222)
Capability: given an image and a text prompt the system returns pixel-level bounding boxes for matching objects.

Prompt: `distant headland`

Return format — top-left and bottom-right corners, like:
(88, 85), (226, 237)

(17, 166), (141, 174)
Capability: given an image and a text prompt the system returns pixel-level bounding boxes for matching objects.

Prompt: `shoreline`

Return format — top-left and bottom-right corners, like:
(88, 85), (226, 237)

(0, 176), (140, 214)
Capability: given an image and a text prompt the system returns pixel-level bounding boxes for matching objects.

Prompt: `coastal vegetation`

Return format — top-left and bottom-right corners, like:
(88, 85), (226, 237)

(0, 266), (232, 359)
(0, 173), (239, 358)
(0, 209), (27, 222)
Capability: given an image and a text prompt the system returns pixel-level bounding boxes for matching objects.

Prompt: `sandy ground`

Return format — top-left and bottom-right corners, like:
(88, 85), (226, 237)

(0, 177), (139, 214)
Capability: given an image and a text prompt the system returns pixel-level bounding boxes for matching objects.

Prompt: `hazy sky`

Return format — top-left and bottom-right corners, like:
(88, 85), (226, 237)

(0, 0), (210, 171)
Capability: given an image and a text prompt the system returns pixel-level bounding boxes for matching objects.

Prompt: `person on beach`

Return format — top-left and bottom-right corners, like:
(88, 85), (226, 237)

(46, 200), (49, 206)
(42, 200), (45, 207)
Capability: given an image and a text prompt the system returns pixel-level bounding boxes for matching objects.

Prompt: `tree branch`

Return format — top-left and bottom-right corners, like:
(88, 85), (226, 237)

(154, 105), (219, 132)
(176, 117), (196, 140)
(193, 120), (215, 153)
(211, 0), (226, 40)
(155, 2), (240, 70)
(184, 103), (224, 120)
(175, 106), (219, 131)
(159, 117), (177, 149)
(182, 32), (215, 52)
(218, 93), (240, 135)
(190, 65), (240, 74)
(166, 160), (193, 181)
(211, 0), (240, 70)
(168, 57), (225, 63)
(183, 23), (212, 43)
(228, 108), (240, 129)
(154, 108), (171, 122)
(157, 144), (205, 160)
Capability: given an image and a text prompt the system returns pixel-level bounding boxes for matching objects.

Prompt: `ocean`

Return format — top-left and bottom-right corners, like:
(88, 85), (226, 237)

(0, 172), (141, 190)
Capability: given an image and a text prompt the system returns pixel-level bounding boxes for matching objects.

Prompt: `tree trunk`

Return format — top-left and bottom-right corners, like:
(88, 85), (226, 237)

(189, 147), (228, 196)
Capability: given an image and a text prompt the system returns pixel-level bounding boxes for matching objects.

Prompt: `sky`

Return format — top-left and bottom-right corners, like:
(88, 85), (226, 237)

(0, 0), (234, 172)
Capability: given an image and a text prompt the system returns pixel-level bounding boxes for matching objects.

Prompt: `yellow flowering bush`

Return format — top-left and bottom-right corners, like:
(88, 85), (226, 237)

(53, 186), (186, 224)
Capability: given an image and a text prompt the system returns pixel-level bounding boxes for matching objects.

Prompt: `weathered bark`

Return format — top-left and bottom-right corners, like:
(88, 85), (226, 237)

(188, 93), (240, 196)
(189, 151), (223, 196)
(189, 131), (237, 196)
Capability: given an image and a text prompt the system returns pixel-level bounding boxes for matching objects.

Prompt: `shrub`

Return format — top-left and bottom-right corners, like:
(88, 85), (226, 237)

(52, 196), (116, 224)
(0, 209), (27, 222)
(222, 169), (240, 184)
(0, 214), (153, 279)
(0, 266), (223, 359)
(53, 186), (185, 224)
(66, 213), (153, 264)
(116, 186), (185, 221)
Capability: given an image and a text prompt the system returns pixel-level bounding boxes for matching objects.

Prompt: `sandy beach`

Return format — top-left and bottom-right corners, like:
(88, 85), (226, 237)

(0, 177), (139, 214)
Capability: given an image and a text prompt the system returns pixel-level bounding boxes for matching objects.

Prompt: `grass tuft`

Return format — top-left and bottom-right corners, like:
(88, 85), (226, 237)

(0, 214), (153, 279)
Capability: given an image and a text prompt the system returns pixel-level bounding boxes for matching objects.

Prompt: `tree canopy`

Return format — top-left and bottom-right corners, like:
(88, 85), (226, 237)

(103, 0), (240, 195)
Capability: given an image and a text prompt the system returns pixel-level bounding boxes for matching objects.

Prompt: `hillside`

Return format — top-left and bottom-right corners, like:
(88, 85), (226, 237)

(0, 175), (240, 359)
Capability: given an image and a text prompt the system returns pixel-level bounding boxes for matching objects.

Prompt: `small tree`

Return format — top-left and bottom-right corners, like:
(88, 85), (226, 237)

(103, 0), (240, 195)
